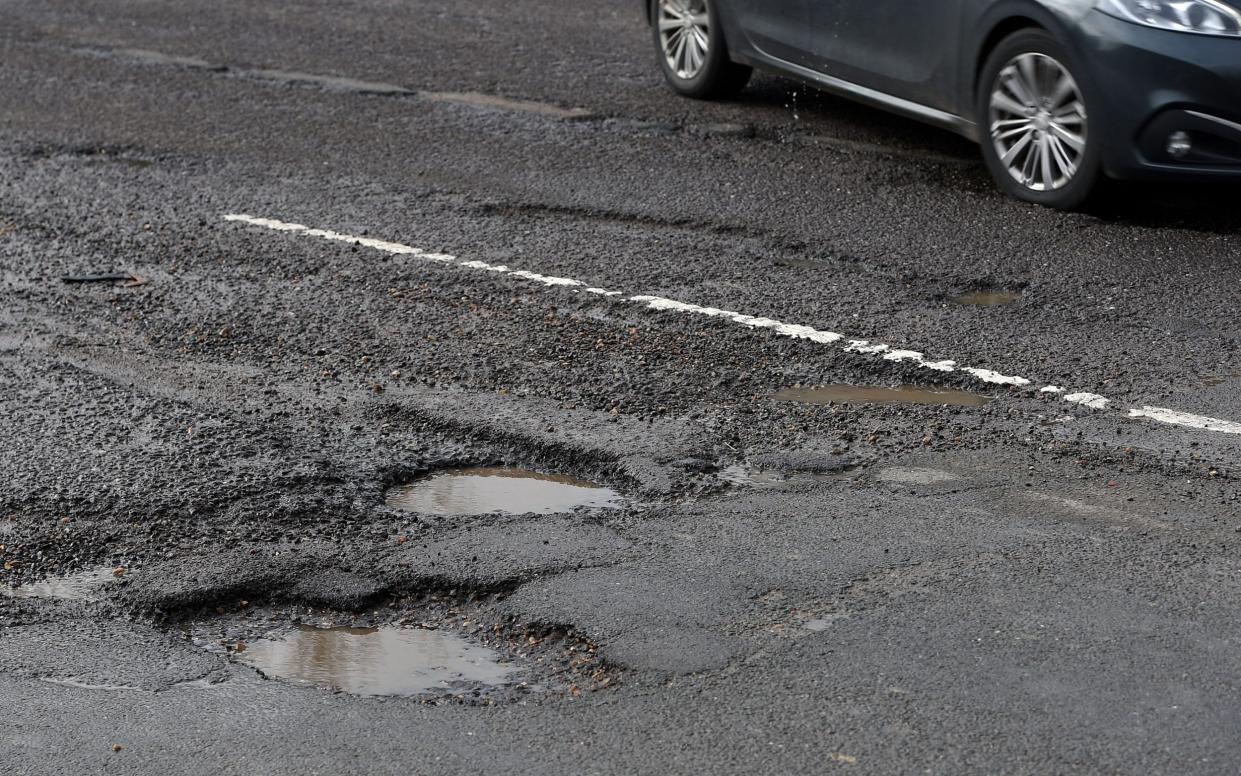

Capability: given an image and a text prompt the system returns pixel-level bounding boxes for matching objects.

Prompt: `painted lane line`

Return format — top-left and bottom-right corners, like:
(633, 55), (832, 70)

(1064, 392), (1110, 410)
(222, 214), (1241, 437)
(1129, 406), (1241, 435)
(961, 367), (1030, 387)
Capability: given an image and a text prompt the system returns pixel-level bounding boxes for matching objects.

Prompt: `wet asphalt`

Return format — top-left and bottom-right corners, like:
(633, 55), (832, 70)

(2, 2), (1241, 774)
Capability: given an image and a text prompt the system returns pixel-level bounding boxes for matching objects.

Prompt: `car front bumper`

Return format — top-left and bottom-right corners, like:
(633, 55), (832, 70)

(1075, 11), (1241, 180)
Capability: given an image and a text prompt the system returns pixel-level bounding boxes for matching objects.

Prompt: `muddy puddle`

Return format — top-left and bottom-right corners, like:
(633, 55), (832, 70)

(386, 467), (622, 515)
(2, 565), (129, 601)
(232, 624), (517, 696)
(950, 289), (1021, 307)
(773, 384), (990, 407)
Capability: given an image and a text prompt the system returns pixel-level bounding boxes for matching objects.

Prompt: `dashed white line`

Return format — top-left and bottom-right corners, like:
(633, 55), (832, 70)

(960, 367), (1030, 387)
(1064, 392), (1111, 410)
(222, 213), (1241, 437)
(1128, 406), (1241, 435)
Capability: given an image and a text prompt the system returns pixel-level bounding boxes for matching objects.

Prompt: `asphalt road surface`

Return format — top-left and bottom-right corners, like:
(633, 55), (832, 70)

(3, 2), (1241, 774)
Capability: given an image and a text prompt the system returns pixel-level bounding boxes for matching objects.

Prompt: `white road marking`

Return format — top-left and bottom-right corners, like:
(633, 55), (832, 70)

(1128, 406), (1241, 435)
(1064, 392), (1110, 410)
(223, 214), (1241, 437)
(960, 367), (1030, 387)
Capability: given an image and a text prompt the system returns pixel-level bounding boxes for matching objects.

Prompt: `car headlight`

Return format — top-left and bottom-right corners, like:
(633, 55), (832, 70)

(1098, 0), (1241, 35)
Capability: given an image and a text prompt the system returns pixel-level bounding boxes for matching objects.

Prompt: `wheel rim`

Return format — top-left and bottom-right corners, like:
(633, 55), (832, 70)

(658, 0), (710, 80)
(989, 53), (1087, 193)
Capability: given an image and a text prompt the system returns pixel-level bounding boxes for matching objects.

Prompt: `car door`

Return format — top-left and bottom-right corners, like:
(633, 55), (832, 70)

(808, 0), (965, 111)
(731, 0), (813, 65)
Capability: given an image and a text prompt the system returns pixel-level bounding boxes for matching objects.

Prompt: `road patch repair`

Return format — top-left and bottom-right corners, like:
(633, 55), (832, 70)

(223, 213), (1241, 437)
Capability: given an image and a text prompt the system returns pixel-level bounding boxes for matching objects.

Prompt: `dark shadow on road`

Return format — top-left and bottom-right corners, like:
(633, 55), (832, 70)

(1083, 181), (1241, 235)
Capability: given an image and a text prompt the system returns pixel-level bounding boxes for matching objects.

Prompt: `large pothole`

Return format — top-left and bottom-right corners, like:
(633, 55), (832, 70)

(385, 466), (623, 515)
(231, 623), (517, 697)
(2, 565), (133, 602)
(187, 596), (616, 702)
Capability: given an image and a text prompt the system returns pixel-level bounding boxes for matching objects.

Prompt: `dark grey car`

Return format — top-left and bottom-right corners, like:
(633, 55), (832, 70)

(644, 0), (1241, 209)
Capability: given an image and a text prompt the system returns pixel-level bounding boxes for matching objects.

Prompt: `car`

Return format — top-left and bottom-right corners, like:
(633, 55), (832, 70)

(643, 0), (1241, 209)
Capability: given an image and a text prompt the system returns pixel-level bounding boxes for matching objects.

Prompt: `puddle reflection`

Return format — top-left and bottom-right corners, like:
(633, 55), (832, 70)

(2, 566), (128, 601)
(235, 625), (516, 696)
(386, 467), (622, 515)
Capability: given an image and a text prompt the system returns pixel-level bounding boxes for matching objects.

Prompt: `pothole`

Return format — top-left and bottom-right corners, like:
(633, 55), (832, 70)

(2, 565), (131, 601)
(86, 156), (153, 168)
(874, 467), (960, 485)
(385, 467), (623, 515)
(190, 599), (616, 702)
(421, 90), (592, 119)
(1204, 373), (1241, 387)
(720, 464), (838, 489)
(231, 624), (517, 697)
(773, 385), (991, 407)
(772, 257), (826, 270)
(950, 289), (1021, 307)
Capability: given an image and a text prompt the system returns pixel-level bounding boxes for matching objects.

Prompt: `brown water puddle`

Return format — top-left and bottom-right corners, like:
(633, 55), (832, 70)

(2, 565), (129, 601)
(234, 624), (516, 696)
(386, 467), (622, 515)
(950, 289), (1021, 307)
(773, 384), (990, 407)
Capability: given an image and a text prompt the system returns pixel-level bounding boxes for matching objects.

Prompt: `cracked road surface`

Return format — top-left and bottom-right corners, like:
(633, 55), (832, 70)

(2, 2), (1241, 774)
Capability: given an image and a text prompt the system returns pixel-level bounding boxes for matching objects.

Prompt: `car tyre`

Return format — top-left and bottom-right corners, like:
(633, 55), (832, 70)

(652, 0), (752, 99)
(977, 29), (1103, 210)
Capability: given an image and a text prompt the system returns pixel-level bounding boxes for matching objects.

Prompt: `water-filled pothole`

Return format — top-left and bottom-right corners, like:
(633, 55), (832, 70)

(232, 624), (517, 697)
(386, 467), (622, 515)
(773, 385), (990, 407)
(2, 565), (130, 601)
(950, 289), (1021, 306)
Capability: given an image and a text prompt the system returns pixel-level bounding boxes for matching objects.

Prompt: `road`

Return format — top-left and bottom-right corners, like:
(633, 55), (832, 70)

(2, 2), (1240, 773)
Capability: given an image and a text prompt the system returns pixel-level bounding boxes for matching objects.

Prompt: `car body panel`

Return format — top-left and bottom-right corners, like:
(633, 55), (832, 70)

(649, 0), (1241, 180)
(808, 0), (968, 112)
(731, 0), (813, 65)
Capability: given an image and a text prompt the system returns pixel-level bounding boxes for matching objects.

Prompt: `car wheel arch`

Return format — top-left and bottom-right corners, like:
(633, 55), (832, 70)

(964, 2), (1087, 112)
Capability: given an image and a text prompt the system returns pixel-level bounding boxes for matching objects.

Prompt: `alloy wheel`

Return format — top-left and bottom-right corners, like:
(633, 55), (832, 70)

(988, 53), (1088, 193)
(658, 0), (711, 80)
